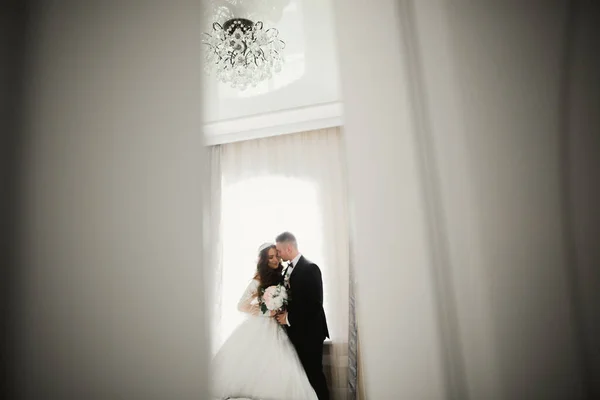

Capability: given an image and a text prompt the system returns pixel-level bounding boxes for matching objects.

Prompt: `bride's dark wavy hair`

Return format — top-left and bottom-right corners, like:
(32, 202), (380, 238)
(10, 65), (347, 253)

(255, 244), (284, 295)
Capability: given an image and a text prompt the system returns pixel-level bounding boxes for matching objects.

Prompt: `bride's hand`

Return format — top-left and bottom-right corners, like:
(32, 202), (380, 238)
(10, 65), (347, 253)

(270, 310), (278, 317)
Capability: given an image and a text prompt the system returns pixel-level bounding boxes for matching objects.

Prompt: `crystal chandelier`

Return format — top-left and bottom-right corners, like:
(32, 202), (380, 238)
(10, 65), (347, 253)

(203, 18), (286, 90)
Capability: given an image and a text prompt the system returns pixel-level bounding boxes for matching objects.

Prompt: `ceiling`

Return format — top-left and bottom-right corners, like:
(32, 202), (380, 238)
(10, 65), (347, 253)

(202, 0), (343, 144)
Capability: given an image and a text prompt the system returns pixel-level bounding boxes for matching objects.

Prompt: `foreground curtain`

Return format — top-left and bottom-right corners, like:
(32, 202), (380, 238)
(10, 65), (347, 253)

(209, 127), (350, 399)
(348, 234), (359, 400)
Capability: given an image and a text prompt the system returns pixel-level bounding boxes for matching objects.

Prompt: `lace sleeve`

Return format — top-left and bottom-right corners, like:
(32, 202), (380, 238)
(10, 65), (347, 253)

(237, 279), (270, 317)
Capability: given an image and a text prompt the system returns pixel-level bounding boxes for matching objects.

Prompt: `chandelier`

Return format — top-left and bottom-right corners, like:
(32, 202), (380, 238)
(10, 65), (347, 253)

(203, 18), (286, 90)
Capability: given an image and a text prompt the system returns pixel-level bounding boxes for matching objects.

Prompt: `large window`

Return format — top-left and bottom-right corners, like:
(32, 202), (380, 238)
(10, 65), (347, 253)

(216, 174), (329, 347)
(207, 128), (350, 396)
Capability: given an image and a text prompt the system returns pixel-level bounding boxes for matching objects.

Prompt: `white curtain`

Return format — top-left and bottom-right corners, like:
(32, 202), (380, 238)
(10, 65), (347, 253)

(204, 145), (223, 355)
(208, 127), (350, 399)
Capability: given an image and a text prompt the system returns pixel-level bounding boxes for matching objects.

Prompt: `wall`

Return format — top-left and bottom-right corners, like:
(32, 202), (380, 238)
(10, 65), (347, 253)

(13, 2), (208, 398)
(566, 3), (600, 397)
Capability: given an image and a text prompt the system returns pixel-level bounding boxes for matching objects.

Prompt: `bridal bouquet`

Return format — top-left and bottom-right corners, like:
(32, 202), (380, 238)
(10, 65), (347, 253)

(259, 284), (288, 314)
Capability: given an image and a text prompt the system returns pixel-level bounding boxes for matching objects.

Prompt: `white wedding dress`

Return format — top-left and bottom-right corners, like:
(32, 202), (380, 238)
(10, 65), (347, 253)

(212, 279), (318, 400)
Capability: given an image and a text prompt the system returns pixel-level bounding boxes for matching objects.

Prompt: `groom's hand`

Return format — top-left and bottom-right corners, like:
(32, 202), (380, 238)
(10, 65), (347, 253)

(276, 311), (288, 325)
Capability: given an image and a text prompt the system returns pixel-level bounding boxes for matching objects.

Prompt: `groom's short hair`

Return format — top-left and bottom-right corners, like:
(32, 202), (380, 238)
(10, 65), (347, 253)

(276, 231), (297, 248)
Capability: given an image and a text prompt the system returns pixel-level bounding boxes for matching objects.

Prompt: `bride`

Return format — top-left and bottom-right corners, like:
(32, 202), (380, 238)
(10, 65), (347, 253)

(211, 243), (318, 400)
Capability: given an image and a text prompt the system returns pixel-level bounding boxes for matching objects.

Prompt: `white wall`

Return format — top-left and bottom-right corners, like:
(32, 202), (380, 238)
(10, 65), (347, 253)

(14, 2), (208, 398)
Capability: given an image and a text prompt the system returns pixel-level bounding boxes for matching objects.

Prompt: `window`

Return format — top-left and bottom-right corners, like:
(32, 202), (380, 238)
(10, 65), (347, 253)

(216, 174), (328, 348)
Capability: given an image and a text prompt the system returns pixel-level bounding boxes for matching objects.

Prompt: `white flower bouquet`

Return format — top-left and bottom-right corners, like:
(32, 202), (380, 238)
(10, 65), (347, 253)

(259, 284), (289, 314)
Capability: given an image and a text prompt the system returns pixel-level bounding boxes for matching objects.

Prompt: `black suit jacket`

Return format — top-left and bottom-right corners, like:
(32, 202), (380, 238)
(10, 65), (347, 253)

(286, 255), (329, 344)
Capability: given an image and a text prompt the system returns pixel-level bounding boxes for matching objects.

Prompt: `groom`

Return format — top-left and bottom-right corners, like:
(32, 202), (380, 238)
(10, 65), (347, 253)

(275, 232), (330, 400)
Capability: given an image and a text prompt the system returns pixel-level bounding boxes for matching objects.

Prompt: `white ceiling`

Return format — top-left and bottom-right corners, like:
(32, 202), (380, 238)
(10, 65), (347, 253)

(202, 0), (343, 144)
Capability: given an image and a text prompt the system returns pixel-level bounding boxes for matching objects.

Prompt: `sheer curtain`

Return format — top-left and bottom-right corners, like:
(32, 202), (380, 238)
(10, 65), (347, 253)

(208, 127), (350, 399)
(205, 145), (223, 355)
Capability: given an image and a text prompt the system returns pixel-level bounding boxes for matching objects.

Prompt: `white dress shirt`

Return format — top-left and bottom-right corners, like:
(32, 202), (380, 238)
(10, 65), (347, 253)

(290, 253), (302, 269)
(285, 253), (302, 326)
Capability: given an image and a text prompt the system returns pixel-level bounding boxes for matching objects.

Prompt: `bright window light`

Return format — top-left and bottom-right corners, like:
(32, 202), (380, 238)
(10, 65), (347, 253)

(216, 175), (327, 349)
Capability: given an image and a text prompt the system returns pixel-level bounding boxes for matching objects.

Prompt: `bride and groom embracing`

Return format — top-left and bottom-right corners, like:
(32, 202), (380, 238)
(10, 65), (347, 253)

(212, 232), (330, 400)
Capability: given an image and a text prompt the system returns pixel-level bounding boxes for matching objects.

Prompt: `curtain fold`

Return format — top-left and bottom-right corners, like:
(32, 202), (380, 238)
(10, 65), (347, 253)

(205, 145), (223, 355)
(348, 234), (358, 400)
(208, 127), (352, 399)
